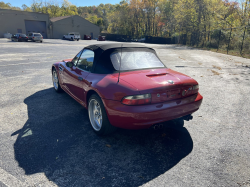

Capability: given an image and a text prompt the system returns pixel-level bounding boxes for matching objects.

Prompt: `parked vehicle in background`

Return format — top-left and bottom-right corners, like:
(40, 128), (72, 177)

(132, 38), (138, 42)
(27, 33), (43, 42)
(97, 35), (105, 41)
(63, 32), (80, 41)
(138, 38), (146, 42)
(84, 35), (91, 40)
(4, 33), (12, 39)
(11, 33), (28, 42)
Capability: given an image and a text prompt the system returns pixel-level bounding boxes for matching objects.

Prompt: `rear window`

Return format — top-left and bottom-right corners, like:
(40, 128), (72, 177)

(110, 51), (164, 71)
(34, 34), (41, 36)
(20, 34), (26, 37)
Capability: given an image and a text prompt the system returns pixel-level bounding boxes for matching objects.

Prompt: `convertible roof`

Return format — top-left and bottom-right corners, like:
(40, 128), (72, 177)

(86, 43), (152, 51)
(87, 43), (158, 74)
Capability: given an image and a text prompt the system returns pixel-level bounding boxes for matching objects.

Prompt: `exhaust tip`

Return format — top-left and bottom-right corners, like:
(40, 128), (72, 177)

(153, 125), (159, 130)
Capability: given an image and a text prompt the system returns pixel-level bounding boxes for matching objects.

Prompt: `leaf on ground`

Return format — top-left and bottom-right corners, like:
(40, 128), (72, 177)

(106, 144), (111, 148)
(212, 65), (222, 70)
(211, 70), (220, 75)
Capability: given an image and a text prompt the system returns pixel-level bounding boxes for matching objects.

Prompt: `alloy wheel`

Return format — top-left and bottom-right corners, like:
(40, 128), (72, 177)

(88, 99), (103, 131)
(52, 71), (58, 90)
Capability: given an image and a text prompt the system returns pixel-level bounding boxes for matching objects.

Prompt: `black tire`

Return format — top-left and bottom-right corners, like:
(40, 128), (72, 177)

(71, 37), (74, 41)
(52, 68), (63, 93)
(88, 94), (117, 135)
(40, 40), (43, 43)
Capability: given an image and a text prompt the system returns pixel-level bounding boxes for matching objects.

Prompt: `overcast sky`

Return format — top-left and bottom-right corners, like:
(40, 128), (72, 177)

(4, 0), (121, 8)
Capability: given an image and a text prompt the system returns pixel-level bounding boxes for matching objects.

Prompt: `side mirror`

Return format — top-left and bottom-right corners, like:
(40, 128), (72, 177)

(66, 61), (73, 68)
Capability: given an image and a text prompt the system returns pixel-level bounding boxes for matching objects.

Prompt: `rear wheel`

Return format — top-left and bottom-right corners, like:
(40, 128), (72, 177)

(71, 37), (74, 41)
(52, 69), (62, 92)
(88, 94), (117, 135)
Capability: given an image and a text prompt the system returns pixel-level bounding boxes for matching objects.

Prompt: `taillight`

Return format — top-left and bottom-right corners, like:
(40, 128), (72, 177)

(33, 37), (34, 39)
(122, 94), (151, 105)
(182, 85), (199, 96)
(19, 37), (21, 38)
(193, 85), (199, 90)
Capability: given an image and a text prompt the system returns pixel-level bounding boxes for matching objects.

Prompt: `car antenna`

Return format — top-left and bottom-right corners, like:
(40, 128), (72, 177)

(118, 44), (123, 83)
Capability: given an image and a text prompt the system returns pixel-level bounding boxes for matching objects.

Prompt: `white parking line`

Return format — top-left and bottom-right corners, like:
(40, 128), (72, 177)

(0, 167), (26, 187)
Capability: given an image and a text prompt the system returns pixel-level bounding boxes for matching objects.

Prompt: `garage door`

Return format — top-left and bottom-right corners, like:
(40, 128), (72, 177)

(25, 20), (47, 38)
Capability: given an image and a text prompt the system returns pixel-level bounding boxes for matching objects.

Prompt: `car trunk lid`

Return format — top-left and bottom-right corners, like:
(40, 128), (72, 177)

(119, 68), (198, 103)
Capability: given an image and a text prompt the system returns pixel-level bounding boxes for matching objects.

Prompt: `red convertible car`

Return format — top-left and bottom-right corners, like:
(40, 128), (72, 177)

(52, 44), (203, 135)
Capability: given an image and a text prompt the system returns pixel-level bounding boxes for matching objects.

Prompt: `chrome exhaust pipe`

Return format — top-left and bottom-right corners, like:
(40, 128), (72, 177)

(153, 124), (159, 130)
(183, 114), (193, 121)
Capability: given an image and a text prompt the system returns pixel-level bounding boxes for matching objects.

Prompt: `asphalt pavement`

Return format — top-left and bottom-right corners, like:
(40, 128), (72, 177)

(0, 38), (250, 187)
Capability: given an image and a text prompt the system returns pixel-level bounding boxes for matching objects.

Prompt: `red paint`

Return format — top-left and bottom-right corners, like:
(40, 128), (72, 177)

(52, 62), (203, 129)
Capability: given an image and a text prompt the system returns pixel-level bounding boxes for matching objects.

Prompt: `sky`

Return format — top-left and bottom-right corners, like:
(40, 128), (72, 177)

(4, 0), (122, 8)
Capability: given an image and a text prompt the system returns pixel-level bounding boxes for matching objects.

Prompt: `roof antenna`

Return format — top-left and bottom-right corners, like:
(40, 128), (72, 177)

(118, 44), (123, 83)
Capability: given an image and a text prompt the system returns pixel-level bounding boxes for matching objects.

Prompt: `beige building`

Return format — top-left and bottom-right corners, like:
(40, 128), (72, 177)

(0, 10), (100, 39)
(50, 15), (100, 39)
(0, 9), (50, 38)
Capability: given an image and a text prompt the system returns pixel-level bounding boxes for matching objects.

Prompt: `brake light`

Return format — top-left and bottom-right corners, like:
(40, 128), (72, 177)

(33, 37), (34, 39)
(122, 94), (151, 105)
(19, 37), (21, 38)
(193, 85), (199, 90)
(182, 85), (199, 96)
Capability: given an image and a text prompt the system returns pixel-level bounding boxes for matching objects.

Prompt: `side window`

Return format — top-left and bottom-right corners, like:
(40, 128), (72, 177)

(76, 49), (94, 72)
(71, 50), (83, 66)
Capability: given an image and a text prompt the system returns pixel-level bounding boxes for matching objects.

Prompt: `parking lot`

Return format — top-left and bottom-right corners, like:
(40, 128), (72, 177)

(0, 38), (250, 187)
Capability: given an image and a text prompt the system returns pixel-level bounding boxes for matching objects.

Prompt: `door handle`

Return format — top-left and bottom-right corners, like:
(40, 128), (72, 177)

(59, 66), (64, 71)
(78, 77), (83, 81)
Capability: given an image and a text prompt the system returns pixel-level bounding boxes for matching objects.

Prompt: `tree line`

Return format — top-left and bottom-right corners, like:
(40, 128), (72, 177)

(1, 0), (249, 39)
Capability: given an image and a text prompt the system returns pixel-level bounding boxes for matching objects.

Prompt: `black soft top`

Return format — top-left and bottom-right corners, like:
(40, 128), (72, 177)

(82, 43), (162, 74)
(85, 43), (152, 51)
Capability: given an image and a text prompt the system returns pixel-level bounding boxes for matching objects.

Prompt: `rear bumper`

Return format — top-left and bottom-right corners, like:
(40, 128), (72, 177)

(103, 93), (203, 129)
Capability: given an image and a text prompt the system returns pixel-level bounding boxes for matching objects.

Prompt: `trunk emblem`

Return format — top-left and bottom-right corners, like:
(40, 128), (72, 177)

(168, 80), (174, 84)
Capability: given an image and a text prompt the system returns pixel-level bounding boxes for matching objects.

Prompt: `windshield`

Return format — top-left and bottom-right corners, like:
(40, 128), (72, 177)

(110, 51), (165, 71)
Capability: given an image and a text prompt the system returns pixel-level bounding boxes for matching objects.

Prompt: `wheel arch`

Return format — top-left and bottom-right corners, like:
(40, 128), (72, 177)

(86, 90), (100, 105)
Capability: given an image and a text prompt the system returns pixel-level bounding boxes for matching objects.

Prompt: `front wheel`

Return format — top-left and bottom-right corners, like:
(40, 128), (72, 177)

(52, 69), (62, 92)
(88, 94), (117, 135)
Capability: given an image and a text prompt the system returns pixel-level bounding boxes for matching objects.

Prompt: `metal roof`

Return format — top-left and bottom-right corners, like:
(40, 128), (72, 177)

(50, 16), (72, 22)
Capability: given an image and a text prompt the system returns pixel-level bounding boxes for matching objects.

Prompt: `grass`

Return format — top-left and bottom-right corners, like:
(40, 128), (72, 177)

(202, 47), (250, 59)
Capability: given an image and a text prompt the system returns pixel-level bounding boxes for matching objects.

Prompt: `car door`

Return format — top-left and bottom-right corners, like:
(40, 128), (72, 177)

(59, 50), (83, 90)
(72, 49), (95, 102)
